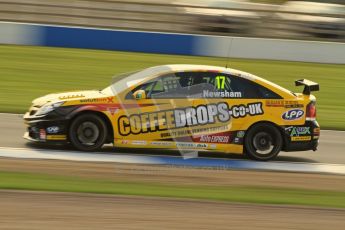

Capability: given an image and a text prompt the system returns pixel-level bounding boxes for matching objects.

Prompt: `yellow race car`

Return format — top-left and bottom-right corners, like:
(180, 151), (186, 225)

(24, 65), (320, 160)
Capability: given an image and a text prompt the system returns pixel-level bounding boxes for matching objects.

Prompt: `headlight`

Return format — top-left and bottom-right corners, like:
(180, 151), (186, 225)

(35, 102), (64, 116)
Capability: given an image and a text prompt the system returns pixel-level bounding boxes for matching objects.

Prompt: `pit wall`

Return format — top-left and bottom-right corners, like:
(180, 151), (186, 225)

(1, 21), (344, 64)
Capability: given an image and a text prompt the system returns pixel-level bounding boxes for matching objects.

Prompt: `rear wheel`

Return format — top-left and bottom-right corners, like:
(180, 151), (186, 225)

(244, 123), (282, 161)
(69, 113), (108, 151)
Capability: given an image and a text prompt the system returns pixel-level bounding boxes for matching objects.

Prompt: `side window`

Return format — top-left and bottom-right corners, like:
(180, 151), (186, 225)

(126, 71), (281, 99)
(195, 73), (242, 99)
(229, 76), (282, 99)
(126, 73), (188, 99)
(150, 72), (215, 98)
(125, 82), (155, 99)
(255, 83), (282, 99)
(150, 72), (213, 98)
(202, 73), (282, 99)
(151, 74), (186, 98)
(210, 75), (233, 91)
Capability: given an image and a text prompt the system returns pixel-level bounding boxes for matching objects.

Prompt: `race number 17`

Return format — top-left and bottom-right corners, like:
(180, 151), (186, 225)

(215, 76), (225, 90)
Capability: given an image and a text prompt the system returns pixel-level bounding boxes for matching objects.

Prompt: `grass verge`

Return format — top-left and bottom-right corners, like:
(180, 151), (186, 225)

(0, 45), (344, 129)
(0, 171), (344, 208)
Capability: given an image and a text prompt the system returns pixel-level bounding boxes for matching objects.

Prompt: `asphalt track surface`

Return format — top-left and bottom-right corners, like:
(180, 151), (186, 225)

(1, 190), (344, 230)
(0, 113), (344, 164)
(0, 113), (344, 229)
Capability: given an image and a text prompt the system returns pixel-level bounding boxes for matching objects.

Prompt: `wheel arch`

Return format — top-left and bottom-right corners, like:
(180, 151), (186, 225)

(68, 110), (114, 143)
(244, 120), (287, 152)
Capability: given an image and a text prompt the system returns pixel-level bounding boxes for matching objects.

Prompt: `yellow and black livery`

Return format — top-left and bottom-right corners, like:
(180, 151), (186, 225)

(24, 65), (320, 161)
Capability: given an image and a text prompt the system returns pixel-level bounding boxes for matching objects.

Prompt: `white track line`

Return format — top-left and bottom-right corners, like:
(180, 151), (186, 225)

(0, 147), (344, 175)
(0, 113), (23, 116)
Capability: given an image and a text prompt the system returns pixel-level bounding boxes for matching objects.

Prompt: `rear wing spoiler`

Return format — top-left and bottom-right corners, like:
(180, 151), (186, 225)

(295, 79), (319, 95)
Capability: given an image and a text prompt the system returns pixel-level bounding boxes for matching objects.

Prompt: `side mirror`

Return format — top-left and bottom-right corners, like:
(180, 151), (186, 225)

(133, 90), (146, 100)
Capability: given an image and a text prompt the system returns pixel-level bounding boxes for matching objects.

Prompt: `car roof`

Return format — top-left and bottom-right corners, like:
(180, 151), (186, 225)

(146, 64), (255, 78)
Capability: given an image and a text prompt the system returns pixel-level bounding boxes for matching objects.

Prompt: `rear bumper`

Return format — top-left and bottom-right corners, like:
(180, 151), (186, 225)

(283, 120), (320, 152)
(284, 139), (319, 152)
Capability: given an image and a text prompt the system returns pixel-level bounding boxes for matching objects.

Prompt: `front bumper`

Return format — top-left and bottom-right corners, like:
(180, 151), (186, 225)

(23, 112), (70, 143)
(283, 120), (320, 152)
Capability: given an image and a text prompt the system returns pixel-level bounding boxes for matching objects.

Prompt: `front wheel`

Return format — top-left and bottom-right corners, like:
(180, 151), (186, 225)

(244, 123), (282, 161)
(69, 113), (108, 151)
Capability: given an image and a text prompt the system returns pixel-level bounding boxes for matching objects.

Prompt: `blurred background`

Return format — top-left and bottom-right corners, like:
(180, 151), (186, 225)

(0, 1), (344, 229)
(0, 0), (344, 42)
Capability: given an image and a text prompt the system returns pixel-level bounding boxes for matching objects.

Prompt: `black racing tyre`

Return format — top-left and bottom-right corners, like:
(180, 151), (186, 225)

(244, 123), (282, 161)
(69, 113), (108, 151)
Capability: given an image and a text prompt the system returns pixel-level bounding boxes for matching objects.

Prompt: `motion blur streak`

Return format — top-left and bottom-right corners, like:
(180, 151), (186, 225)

(1, 190), (344, 230)
(0, 0), (344, 42)
(0, 0), (344, 228)
(1, 21), (344, 63)
(1, 147), (345, 175)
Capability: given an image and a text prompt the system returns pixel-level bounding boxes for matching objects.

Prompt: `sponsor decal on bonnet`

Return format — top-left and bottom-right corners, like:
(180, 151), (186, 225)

(80, 97), (114, 103)
(59, 94), (85, 100)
